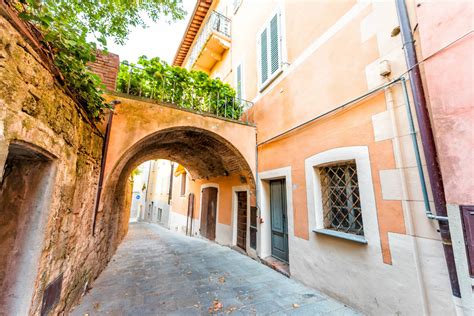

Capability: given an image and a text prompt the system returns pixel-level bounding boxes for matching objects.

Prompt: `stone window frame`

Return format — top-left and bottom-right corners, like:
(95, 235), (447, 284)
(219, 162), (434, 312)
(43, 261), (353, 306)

(318, 160), (364, 236)
(305, 146), (380, 244)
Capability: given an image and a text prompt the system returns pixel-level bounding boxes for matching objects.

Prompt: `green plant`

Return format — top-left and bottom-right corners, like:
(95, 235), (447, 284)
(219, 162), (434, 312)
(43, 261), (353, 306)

(12, 0), (185, 119)
(117, 56), (243, 119)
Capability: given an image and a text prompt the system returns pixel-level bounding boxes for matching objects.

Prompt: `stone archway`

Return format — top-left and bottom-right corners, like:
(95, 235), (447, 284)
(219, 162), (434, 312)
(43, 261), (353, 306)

(95, 124), (256, 252)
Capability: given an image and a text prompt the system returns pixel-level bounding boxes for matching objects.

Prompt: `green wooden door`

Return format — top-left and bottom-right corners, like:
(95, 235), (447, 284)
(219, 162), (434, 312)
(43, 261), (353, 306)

(270, 179), (288, 262)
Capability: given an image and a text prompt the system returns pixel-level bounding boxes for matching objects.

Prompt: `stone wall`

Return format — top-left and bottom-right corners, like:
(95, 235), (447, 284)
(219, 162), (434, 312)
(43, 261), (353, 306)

(0, 14), (126, 315)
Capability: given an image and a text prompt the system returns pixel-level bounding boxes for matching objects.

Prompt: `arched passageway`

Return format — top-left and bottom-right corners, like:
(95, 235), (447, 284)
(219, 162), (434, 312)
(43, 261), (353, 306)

(94, 94), (257, 262)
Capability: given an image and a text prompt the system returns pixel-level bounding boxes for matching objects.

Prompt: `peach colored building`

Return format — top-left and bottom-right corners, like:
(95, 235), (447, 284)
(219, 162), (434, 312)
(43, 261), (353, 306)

(166, 0), (473, 314)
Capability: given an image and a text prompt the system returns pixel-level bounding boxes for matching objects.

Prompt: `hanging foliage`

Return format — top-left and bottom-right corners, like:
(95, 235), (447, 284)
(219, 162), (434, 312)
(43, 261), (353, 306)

(11, 0), (185, 119)
(117, 56), (243, 120)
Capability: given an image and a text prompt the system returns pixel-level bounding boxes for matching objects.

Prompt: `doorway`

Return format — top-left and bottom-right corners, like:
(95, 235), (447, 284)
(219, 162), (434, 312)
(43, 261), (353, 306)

(200, 186), (218, 240)
(270, 179), (288, 263)
(236, 191), (247, 250)
(0, 142), (56, 314)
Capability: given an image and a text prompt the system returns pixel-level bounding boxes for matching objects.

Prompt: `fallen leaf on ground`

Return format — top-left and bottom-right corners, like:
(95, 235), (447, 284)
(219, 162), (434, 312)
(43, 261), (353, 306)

(292, 303), (300, 308)
(208, 299), (223, 313)
(225, 306), (237, 314)
(93, 302), (100, 311)
(219, 276), (225, 283)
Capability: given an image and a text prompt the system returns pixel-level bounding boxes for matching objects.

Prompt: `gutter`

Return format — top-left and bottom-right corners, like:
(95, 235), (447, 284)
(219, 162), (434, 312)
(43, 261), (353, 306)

(395, 0), (461, 297)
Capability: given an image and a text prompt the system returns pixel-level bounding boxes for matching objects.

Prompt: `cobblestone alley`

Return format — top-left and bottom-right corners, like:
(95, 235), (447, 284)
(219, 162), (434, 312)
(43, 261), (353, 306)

(72, 223), (360, 315)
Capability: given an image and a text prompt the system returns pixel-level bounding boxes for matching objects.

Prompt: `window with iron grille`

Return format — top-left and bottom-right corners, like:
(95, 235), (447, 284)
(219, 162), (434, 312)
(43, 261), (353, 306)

(319, 161), (363, 236)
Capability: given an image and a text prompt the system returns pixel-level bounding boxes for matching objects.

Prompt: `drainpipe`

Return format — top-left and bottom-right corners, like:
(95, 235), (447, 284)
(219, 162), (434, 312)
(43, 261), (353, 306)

(92, 100), (121, 235)
(168, 162), (174, 205)
(395, 0), (460, 297)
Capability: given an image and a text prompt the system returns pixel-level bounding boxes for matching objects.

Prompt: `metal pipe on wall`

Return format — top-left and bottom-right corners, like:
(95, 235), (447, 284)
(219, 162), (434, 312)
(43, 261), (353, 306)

(92, 100), (121, 235)
(395, 0), (460, 297)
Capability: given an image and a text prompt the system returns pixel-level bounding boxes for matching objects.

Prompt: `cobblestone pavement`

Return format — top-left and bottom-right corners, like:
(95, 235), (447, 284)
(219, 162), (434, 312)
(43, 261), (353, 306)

(72, 223), (361, 315)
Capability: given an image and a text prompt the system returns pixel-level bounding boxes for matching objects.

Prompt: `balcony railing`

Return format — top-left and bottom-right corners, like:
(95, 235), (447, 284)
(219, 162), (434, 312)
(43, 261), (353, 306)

(186, 11), (231, 69)
(115, 62), (253, 125)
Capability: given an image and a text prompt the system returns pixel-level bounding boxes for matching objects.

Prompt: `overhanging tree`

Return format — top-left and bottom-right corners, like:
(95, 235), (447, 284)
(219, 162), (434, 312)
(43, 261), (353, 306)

(12, 0), (185, 118)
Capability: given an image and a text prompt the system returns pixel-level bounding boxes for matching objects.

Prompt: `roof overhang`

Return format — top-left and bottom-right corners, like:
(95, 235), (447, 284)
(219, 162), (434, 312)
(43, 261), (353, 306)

(172, 0), (213, 67)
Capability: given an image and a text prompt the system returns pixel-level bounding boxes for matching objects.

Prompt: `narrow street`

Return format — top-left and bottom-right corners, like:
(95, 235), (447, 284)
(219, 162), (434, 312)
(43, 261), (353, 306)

(72, 223), (360, 315)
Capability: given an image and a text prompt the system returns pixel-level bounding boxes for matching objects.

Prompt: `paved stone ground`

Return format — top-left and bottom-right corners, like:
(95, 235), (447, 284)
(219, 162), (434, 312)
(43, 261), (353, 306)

(72, 223), (361, 315)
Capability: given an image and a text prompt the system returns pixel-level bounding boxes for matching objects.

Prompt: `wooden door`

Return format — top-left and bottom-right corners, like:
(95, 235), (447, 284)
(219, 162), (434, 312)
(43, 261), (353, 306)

(200, 187), (218, 240)
(236, 191), (247, 250)
(270, 179), (288, 262)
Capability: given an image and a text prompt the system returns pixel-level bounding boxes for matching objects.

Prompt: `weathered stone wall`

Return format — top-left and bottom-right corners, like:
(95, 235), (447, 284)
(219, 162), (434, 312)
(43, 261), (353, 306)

(0, 15), (126, 315)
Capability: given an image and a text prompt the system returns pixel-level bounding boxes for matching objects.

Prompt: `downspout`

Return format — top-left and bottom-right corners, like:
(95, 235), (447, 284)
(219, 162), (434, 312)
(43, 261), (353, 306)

(144, 160), (153, 220)
(168, 162), (174, 205)
(395, 0), (461, 297)
(92, 100), (121, 235)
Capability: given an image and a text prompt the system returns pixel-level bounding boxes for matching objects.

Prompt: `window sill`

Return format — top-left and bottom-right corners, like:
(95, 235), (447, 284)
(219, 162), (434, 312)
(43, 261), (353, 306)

(259, 68), (283, 92)
(313, 228), (368, 244)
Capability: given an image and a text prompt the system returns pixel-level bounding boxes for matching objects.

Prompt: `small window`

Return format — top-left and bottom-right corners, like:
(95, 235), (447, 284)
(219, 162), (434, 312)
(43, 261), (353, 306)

(180, 173), (187, 196)
(258, 10), (282, 90)
(319, 161), (363, 236)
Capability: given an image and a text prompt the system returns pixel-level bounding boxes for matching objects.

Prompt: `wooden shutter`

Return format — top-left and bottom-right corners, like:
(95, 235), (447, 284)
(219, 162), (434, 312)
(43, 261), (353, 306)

(260, 29), (268, 85)
(236, 64), (242, 101)
(258, 11), (281, 87)
(269, 13), (280, 75)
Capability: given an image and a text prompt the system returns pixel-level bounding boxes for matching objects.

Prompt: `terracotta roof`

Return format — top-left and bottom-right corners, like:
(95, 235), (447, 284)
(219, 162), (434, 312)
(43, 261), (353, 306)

(172, 0), (213, 66)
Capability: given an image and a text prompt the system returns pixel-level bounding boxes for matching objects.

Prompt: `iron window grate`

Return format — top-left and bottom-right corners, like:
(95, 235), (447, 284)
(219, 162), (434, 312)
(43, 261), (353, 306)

(319, 161), (364, 236)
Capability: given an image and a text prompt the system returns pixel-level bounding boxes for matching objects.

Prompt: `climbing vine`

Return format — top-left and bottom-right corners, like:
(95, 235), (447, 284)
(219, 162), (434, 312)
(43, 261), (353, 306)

(11, 0), (185, 119)
(117, 56), (242, 120)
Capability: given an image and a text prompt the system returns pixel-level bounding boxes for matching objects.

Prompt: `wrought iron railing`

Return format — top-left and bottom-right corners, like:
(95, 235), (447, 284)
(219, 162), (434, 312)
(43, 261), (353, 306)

(186, 11), (231, 69)
(115, 62), (253, 124)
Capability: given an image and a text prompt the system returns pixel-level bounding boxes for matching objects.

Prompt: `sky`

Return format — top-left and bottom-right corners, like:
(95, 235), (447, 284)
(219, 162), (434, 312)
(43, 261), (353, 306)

(106, 0), (196, 64)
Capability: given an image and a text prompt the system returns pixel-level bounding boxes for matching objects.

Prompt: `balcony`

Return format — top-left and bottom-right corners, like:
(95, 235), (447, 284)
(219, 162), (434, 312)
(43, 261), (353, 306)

(186, 11), (231, 72)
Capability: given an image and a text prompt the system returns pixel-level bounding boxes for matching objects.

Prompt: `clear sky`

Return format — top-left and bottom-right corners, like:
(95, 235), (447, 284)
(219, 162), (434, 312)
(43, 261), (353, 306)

(107, 0), (196, 64)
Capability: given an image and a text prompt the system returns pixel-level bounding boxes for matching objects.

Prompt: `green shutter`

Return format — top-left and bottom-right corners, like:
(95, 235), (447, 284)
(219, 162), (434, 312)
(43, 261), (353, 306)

(260, 29), (268, 84)
(270, 13), (280, 75)
(236, 64), (242, 101)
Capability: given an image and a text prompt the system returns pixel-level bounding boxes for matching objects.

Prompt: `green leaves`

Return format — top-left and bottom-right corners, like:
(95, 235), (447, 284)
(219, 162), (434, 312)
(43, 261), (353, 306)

(117, 56), (242, 120)
(15, 0), (185, 120)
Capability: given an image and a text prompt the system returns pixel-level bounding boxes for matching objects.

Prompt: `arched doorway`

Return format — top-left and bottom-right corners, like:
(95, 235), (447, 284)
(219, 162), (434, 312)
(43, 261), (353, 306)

(97, 126), (256, 254)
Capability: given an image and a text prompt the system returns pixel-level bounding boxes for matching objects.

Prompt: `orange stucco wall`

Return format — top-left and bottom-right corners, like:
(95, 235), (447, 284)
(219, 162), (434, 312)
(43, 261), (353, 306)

(258, 94), (405, 262)
(180, 0), (407, 264)
(102, 94), (256, 184)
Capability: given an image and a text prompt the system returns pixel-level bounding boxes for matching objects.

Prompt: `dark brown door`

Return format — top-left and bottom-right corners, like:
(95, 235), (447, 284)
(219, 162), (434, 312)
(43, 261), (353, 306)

(200, 187), (218, 240)
(237, 191), (247, 250)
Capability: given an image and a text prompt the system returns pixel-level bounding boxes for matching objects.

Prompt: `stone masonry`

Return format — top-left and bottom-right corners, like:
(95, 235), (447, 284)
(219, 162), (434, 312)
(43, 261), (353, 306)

(0, 13), (123, 315)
